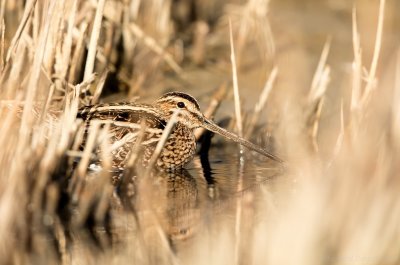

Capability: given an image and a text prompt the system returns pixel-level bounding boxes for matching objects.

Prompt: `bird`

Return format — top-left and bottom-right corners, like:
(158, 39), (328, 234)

(77, 91), (283, 173)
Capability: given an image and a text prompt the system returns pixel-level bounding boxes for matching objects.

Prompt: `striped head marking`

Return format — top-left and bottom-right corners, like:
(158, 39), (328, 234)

(154, 92), (205, 129)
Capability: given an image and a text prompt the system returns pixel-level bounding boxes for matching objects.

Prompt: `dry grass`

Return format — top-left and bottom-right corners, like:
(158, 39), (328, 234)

(0, 0), (399, 264)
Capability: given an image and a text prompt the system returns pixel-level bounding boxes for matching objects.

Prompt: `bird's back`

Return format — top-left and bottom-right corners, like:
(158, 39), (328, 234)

(77, 101), (196, 175)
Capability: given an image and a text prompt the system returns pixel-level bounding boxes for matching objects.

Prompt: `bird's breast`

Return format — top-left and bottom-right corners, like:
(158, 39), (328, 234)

(154, 124), (196, 170)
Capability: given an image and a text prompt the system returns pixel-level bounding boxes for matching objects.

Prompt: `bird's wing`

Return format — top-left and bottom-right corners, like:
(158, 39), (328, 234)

(77, 102), (166, 144)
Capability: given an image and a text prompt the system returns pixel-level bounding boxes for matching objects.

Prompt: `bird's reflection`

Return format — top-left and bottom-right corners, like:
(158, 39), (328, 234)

(115, 168), (204, 245)
(162, 169), (201, 242)
(59, 126), (281, 258)
(109, 127), (281, 248)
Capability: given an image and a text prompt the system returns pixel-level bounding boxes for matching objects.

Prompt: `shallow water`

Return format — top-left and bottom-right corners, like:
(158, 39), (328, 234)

(129, 142), (285, 252)
(145, 147), (286, 265)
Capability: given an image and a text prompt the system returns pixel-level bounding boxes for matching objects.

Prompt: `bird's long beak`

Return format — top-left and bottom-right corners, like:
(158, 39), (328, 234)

(201, 118), (283, 163)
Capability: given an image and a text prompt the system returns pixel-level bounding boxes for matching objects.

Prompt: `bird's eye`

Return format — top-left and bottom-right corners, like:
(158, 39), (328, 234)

(177, 102), (185, 108)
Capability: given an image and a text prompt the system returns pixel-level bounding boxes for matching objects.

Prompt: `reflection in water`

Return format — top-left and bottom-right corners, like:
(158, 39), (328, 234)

(163, 170), (200, 242)
(112, 147), (282, 251)
(55, 146), (282, 264)
(114, 168), (203, 245)
(99, 127), (284, 262)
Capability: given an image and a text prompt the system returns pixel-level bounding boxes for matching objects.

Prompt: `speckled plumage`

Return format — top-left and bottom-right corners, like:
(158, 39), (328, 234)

(78, 92), (283, 173)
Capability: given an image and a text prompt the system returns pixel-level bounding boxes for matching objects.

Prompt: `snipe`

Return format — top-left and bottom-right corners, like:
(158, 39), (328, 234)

(78, 92), (282, 171)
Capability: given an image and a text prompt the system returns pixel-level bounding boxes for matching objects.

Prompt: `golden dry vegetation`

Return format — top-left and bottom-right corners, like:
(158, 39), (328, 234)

(0, 0), (399, 264)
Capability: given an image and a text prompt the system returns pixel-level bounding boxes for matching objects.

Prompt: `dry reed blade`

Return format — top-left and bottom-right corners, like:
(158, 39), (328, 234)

(43, 0), (65, 73)
(20, 0), (57, 142)
(5, 0), (37, 62)
(244, 66), (278, 138)
(90, 69), (108, 105)
(68, 22), (88, 83)
(84, 0), (105, 81)
(309, 97), (324, 153)
(351, 6), (362, 113)
(124, 121), (146, 169)
(0, 18), (5, 71)
(144, 110), (180, 176)
(362, 0), (385, 105)
(307, 40), (331, 154)
(229, 19), (243, 139)
(55, 0), (78, 82)
(330, 99), (345, 164)
(93, 126), (114, 225)
(0, 0), (5, 20)
(229, 18), (245, 265)
(309, 39), (331, 102)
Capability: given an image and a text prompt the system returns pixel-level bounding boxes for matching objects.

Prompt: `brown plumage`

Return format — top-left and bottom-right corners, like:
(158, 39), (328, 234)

(78, 92), (283, 172)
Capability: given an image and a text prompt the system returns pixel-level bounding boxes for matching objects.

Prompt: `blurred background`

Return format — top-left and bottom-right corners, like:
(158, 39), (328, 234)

(0, 0), (399, 264)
